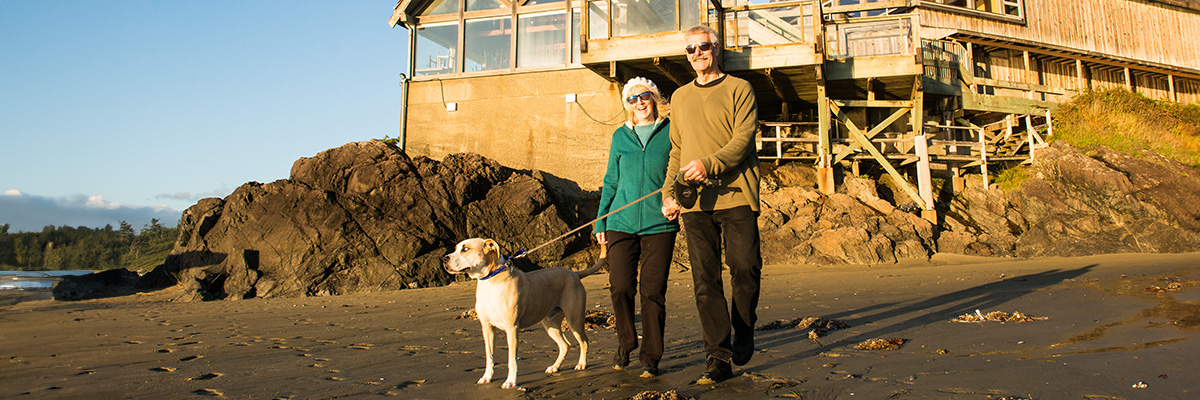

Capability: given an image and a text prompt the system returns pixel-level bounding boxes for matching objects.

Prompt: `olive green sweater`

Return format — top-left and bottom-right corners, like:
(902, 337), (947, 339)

(663, 74), (761, 212)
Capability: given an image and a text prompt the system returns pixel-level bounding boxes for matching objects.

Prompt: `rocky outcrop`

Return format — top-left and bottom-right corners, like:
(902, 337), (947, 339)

(138, 140), (587, 301)
(52, 268), (140, 301)
(758, 177), (936, 265)
(941, 141), (1200, 257)
(121, 139), (1197, 301)
(756, 141), (1199, 264)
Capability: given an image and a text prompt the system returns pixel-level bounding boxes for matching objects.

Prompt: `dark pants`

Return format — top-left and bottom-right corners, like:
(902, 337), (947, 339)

(606, 230), (676, 368)
(681, 206), (762, 363)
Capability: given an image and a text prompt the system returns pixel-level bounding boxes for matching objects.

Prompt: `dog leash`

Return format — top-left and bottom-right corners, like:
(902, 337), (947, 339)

(510, 187), (665, 260)
(511, 175), (718, 260)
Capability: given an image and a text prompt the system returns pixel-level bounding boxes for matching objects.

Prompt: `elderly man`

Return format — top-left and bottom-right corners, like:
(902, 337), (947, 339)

(661, 24), (763, 385)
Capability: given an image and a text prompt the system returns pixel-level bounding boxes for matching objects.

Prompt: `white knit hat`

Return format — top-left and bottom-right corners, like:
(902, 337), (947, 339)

(622, 77), (661, 102)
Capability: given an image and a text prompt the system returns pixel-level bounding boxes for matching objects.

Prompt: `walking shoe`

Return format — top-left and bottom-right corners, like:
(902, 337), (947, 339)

(639, 362), (660, 378)
(695, 357), (734, 385)
(612, 348), (632, 370)
(732, 342), (755, 366)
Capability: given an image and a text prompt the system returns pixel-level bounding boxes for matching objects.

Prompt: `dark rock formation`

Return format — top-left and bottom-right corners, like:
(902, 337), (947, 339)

(52, 268), (140, 301)
(139, 140), (586, 301)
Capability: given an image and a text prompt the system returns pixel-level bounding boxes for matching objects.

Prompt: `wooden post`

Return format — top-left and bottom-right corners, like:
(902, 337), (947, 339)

(951, 166), (965, 194)
(1045, 109), (1053, 138)
(915, 135), (935, 222)
(1025, 115), (1035, 161)
(1169, 74), (1177, 102)
(913, 76), (935, 222)
(1022, 51), (1033, 99)
(1075, 59), (1085, 91)
(1124, 67), (1132, 92)
(817, 66), (834, 195)
(979, 127), (989, 188)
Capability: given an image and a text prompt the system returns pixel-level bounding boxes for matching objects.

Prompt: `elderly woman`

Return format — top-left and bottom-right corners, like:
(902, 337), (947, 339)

(594, 77), (679, 378)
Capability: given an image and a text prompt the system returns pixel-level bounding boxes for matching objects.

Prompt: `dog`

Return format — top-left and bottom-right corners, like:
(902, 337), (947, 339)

(443, 238), (604, 389)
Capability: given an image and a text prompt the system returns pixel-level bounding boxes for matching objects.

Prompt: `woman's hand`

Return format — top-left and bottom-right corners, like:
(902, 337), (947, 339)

(662, 197), (680, 221)
(595, 232), (607, 244)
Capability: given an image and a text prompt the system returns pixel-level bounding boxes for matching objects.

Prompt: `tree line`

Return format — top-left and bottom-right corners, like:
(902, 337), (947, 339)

(0, 220), (179, 271)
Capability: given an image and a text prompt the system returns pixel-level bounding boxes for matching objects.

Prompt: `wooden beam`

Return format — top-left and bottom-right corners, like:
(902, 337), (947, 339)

(832, 106), (912, 163)
(831, 99), (914, 108)
(653, 57), (688, 87)
(824, 0), (914, 14)
(836, 106), (928, 209)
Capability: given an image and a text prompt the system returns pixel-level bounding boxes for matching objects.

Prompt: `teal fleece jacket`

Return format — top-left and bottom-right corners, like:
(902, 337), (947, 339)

(595, 118), (680, 235)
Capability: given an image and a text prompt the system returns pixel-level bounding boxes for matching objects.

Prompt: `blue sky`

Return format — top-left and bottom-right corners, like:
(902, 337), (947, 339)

(0, 1), (408, 232)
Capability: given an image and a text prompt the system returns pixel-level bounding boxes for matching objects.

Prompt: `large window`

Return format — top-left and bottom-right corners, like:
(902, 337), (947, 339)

(465, 17), (512, 72)
(415, 22), (459, 76)
(414, 0), (584, 77)
(613, 0), (677, 36)
(518, 11), (568, 68)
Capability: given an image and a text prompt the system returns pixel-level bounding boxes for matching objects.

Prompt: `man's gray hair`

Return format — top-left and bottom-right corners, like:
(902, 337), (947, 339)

(685, 25), (719, 44)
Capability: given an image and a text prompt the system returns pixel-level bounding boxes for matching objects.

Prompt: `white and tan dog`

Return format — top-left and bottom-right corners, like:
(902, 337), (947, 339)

(443, 238), (604, 389)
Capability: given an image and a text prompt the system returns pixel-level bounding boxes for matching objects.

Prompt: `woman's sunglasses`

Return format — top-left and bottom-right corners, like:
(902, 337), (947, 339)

(685, 41), (717, 54)
(626, 91), (653, 104)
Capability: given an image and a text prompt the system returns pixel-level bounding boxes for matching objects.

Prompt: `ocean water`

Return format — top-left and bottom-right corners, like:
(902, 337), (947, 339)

(0, 270), (94, 290)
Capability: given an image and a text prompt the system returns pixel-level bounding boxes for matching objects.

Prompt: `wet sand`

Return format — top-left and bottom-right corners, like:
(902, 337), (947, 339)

(2, 252), (1198, 399)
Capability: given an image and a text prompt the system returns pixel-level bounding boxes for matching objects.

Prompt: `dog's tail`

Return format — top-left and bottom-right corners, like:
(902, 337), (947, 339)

(575, 244), (607, 279)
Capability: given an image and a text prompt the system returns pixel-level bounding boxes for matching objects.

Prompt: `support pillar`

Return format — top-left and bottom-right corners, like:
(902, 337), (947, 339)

(816, 66), (835, 195)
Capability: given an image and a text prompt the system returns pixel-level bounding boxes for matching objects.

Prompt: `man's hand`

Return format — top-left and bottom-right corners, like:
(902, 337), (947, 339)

(681, 159), (707, 182)
(662, 197), (680, 221)
(595, 232), (607, 244)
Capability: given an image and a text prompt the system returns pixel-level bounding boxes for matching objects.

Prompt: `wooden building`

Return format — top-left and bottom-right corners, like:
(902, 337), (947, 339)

(388, 0), (1200, 219)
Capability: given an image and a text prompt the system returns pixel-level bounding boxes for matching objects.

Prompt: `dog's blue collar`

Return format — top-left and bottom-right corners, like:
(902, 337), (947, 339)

(480, 249), (525, 281)
(480, 257), (509, 281)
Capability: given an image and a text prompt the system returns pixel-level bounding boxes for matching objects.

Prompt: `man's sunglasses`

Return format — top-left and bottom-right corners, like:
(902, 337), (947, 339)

(626, 91), (653, 104)
(685, 41), (718, 54)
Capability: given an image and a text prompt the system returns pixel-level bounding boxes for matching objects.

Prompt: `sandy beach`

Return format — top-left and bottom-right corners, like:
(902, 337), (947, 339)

(2, 252), (1198, 399)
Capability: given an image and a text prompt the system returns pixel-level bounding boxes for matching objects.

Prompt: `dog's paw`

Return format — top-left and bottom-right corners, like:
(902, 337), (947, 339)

(574, 363), (586, 371)
(545, 366), (558, 374)
(502, 380), (517, 389)
(477, 376), (490, 385)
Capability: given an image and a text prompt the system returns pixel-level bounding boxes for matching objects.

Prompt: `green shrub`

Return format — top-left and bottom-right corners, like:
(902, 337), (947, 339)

(1053, 89), (1200, 167)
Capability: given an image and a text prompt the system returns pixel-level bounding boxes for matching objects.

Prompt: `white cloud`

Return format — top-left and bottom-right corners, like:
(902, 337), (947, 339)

(3, 189), (22, 196)
(0, 191), (180, 232)
(85, 195), (124, 210)
(154, 192), (193, 201)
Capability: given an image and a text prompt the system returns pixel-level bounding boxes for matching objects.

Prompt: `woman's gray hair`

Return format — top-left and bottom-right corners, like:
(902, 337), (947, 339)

(622, 77), (670, 124)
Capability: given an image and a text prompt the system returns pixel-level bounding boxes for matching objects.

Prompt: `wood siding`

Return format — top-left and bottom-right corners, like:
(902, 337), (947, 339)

(920, 0), (1200, 71)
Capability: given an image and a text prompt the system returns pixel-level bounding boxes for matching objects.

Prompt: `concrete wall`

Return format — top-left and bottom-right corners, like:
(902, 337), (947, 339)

(403, 68), (627, 192)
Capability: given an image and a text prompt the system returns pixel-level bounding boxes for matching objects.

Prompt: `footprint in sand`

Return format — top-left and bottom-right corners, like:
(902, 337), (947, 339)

(149, 367), (176, 372)
(180, 355), (204, 362)
(348, 343), (374, 350)
(155, 349), (174, 354)
(188, 373), (223, 381)
(125, 340), (142, 345)
(194, 388), (223, 396)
